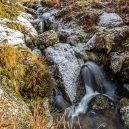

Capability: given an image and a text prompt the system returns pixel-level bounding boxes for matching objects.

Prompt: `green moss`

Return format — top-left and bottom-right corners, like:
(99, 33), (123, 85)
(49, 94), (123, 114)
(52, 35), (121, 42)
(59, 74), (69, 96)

(0, 44), (53, 100)
(7, 22), (25, 32)
(0, 1), (24, 19)
(106, 42), (112, 54)
(0, 44), (17, 70)
(82, 51), (106, 63)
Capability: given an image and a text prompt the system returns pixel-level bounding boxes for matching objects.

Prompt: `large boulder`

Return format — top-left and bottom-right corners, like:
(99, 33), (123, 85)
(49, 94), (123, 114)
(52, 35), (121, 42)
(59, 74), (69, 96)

(0, 14), (38, 46)
(45, 43), (80, 103)
(58, 28), (87, 45)
(73, 26), (129, 61)
(19, 11), (34, 21)
(0, 84), (32, 129)
(98, 13), (123, 27)
(37, 30), (59, 49)
(16, 16), (38, 40)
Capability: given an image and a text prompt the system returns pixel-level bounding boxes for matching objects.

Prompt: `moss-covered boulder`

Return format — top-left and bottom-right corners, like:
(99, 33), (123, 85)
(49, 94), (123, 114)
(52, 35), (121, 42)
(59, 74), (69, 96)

(89, 94), (114, 110)
(36, 30), (59, 49)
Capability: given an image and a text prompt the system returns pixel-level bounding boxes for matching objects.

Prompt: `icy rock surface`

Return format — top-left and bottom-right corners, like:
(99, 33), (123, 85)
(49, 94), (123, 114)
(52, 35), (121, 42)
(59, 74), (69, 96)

(98, 13), (123, 27)
(45, 43), (80, 102)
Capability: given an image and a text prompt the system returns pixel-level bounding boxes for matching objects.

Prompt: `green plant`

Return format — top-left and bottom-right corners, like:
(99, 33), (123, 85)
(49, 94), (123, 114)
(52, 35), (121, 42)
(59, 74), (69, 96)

(0, 44), (20, 70)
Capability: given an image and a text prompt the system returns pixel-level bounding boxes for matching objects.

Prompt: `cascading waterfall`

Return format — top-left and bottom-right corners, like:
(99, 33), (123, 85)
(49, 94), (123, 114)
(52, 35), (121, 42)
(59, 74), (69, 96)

(67, 61), (118, 119)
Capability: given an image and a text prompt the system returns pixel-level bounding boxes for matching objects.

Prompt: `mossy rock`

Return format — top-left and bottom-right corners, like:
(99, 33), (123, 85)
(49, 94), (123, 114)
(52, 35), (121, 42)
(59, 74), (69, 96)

(0, 44), (53, 99)
(89, 94), (114, 110)
(37, 30), (59, 49)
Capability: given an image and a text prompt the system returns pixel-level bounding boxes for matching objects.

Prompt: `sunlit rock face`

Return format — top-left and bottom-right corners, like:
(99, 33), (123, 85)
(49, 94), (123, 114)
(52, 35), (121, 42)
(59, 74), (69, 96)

(0, 24), (25, 46)
(98, 13), (123, 27)
(45, 43), (80, 103)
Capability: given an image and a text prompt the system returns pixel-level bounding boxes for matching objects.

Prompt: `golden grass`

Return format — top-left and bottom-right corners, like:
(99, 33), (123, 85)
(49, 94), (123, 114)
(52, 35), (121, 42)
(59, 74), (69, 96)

(31, 100), (47, 129)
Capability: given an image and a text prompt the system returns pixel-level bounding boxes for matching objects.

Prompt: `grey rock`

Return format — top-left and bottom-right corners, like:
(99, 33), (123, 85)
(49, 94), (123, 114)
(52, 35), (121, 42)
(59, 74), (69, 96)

(44, 16), (55, 29)
(110, 52), (125, 74)
(32, 47), (42, 56)
(45, 43), (80, 103)
(37, 7), (49, 13)
(24, 6), (38, 15)
(0, 23), (25, 46)
(98, 12), (123, 27)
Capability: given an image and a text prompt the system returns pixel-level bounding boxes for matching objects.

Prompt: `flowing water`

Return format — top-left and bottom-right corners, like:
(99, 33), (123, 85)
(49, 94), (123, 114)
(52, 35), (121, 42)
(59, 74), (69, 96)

(61, 61), (126, 129)
(66, 62), (117, 119)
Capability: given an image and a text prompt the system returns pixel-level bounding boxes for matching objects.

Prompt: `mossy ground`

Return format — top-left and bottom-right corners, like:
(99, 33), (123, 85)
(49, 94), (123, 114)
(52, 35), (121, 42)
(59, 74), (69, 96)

(0, 44), (53, 99)
(0, 0), (24, 19)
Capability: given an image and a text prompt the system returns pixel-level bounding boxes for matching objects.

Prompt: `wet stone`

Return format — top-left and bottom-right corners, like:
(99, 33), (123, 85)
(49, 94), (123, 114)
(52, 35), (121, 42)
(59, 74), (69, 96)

(89, 94), (114, 110)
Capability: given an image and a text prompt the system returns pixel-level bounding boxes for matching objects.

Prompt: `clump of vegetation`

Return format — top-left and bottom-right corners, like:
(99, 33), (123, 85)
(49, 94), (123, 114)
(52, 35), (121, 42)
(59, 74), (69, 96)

(122, 6), (129, 14)
(120, 97), (129, 107)
(0, 0), (24, 18)
(7, 22), (26, 33)
(0, 44), (53, 99)
(0, 45), (17, 70)
(91, 2), (103, 9)
(41, 0), (60, 7)
(76, 12), (95, 26)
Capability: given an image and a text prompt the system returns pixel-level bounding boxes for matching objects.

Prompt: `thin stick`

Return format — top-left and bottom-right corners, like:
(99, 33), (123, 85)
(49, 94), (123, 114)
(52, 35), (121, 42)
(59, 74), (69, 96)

(97, 122), (106, 129)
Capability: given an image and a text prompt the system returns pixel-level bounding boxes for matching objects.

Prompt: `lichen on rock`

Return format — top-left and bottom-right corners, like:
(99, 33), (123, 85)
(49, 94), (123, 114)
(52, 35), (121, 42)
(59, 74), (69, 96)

(36, 30), (59, 49)
(89, 94), (114, 110)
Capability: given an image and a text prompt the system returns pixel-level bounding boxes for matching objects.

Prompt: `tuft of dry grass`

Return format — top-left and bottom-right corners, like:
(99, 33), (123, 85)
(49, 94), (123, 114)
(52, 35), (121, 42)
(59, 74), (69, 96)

(31, 100), (47, 129)
(54, 111), (82, 129)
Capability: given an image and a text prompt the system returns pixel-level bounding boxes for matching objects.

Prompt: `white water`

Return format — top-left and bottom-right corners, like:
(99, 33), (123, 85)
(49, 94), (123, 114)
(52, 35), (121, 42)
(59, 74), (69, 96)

(73, 86), (99, 117)
(67, 61), (116, 119)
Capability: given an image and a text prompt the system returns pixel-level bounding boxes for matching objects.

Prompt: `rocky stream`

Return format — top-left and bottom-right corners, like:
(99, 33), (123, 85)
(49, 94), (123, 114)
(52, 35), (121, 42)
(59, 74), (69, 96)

(1, 0), (129, 129)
